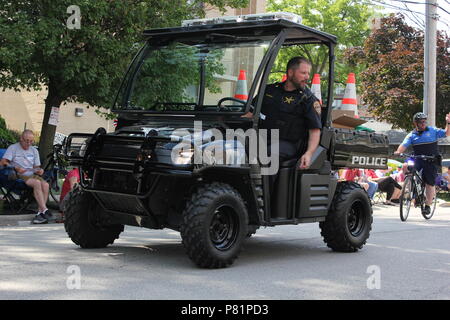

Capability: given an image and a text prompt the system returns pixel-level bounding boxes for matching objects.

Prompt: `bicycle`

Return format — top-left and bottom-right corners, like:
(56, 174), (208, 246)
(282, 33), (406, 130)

(43, 143), (68, 207)
(398, 154), (438, 221)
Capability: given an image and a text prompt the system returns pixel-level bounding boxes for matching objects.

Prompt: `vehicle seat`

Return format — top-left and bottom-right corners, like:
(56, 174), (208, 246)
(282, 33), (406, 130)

(280, 157), (298, 168)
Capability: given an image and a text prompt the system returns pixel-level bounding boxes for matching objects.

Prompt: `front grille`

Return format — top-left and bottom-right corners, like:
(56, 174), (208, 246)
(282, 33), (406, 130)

(96, 193), (147, 215)
(98, 143), (141, 160)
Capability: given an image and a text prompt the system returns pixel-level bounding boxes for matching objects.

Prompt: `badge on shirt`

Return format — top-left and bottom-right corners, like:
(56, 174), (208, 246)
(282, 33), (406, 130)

(313, 101), (322, 115)
(283, 96), (295, 104)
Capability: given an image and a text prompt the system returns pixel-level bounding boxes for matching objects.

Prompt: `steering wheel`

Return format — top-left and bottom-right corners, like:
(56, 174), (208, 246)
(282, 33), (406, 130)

(217, 97), (247, 111)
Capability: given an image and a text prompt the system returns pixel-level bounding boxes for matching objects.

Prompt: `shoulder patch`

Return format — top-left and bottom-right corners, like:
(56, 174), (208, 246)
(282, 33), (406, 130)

(313, 100), (322, 115)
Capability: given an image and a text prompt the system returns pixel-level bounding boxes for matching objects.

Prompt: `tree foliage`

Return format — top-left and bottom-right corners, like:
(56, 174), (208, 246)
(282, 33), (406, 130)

(0, 0), (249, 160)
(345, 14), (450, 130)
(267, 0), (377, 84)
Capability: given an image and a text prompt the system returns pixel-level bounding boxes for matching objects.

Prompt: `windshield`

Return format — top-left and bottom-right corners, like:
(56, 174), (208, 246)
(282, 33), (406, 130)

(114, 39), (273, 112)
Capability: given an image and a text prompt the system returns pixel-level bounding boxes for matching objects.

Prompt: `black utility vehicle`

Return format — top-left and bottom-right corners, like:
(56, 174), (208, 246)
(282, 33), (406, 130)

(64, 12), (389, 268)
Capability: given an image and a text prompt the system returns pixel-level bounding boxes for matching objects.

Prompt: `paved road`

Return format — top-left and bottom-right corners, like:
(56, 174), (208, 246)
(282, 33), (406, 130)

(1, 202), (449, 300)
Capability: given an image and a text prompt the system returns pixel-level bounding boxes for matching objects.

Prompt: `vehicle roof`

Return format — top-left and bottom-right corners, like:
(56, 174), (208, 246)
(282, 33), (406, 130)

(142, 19), (337, 45)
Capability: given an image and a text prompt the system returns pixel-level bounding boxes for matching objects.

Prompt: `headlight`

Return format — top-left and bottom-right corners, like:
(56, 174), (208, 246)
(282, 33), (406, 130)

(407, 160), (414, 166)
(172, 149), (194, 165)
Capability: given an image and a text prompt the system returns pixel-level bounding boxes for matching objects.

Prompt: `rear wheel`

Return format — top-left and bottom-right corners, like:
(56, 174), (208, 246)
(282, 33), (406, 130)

(400, 175), (413, 222)
(319, 182), (373, 252)
(422, 188), (437, 220)
(180, 182), (248, 268)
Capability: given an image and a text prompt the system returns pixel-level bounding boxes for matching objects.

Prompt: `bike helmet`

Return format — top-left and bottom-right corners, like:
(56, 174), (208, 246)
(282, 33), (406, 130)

(413, 112), (428, 122)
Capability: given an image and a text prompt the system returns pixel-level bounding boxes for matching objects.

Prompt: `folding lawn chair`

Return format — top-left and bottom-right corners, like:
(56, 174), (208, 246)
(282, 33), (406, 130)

(0, 148), (35, 214)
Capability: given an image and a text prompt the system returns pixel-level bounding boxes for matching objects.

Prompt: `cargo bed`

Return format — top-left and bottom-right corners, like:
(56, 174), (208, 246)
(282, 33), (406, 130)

(331, 128), (389, 170)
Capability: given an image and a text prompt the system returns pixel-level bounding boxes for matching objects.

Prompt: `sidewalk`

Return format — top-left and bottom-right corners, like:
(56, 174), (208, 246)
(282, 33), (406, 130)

(0, 200), (63, 226)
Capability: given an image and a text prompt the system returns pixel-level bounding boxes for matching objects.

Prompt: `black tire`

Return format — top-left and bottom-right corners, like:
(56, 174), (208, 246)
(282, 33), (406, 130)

(180, 182), (248, 268)
(400, 175), (413, 222)
(64, 187), (123, 248)
(319, 182), (373, 252)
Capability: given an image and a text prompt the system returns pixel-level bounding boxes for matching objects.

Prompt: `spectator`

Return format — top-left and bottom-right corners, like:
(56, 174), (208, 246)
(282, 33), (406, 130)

(0, 130), (53, 224)
(359, 169), (378, 201)
(342, 168), (377, 201)
(438, 166), (450, 191)
(59, 168), (80, 219)
(366, 169), (402, 205)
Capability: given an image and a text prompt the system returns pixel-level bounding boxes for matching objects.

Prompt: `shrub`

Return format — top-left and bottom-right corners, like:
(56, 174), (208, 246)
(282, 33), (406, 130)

(0, 115), (19, 148)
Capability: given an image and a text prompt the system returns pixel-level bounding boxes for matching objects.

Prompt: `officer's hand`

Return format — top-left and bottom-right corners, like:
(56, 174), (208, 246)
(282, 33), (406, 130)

(241, 112), (253, 119)
(299, 152), (312, 170)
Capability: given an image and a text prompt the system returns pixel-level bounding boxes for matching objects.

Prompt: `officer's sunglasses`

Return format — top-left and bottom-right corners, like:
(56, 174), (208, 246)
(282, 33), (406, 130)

(415, 120), (427, 124)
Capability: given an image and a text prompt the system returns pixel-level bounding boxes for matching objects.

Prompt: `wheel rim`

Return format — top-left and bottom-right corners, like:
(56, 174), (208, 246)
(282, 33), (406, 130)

(209, 205), (239, 251)
(347, 201), (365, 237)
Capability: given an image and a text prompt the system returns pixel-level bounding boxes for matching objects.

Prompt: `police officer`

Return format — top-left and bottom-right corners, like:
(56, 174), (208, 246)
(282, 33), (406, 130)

(395, 112), (450, 215)
(243, 56), (322, 169)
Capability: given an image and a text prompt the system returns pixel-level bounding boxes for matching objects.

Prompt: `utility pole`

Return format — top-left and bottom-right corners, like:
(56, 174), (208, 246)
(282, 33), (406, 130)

(423, 0), (438, 126)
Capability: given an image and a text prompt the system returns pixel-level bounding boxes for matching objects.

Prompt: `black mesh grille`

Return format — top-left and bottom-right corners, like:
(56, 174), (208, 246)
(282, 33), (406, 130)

(95, 170), (138, 194)
(96, 193), (146, 215)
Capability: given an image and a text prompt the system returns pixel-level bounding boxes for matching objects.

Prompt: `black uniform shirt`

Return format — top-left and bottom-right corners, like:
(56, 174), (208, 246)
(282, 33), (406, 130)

(259, 82), (322, 142)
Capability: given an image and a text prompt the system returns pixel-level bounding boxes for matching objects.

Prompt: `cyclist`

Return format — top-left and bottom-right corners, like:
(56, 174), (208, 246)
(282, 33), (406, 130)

(394, 112), (450, 215)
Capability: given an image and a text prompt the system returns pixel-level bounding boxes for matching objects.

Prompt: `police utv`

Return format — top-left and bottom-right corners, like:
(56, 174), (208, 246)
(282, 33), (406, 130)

(64, 13), (389, 268)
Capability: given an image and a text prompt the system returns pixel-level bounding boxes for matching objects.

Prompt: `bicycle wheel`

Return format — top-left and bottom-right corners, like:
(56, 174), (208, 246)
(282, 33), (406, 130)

(49, 169), (66, 206)
(422, 189), (437, 220)
(400, 175), (413, 221)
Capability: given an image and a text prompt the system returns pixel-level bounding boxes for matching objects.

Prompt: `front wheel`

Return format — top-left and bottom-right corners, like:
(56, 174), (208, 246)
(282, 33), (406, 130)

(319, 182), (373, 252)
(400, 175), (413, 222)
(180, 182), (248, 268)
(64, 187), (123, 248)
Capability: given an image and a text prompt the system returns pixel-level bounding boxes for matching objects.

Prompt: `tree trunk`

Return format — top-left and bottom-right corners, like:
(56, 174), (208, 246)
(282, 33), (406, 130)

(38, 80), (63, 168)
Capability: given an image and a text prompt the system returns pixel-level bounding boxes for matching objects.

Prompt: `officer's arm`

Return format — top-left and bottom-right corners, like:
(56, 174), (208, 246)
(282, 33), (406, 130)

(299, 128), (320, 169)
(394, 144), (407, 155)
(305, 128), (321, 155)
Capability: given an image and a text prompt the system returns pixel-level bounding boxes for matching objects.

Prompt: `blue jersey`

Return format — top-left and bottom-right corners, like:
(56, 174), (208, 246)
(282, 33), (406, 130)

(401, 126), (447, 156)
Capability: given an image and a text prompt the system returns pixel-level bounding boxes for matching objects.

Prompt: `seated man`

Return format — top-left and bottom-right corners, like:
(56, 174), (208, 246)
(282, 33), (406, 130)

(242, 57), (322, 197)
(242, 56), (322, 184)
(0, 130), (53, 224)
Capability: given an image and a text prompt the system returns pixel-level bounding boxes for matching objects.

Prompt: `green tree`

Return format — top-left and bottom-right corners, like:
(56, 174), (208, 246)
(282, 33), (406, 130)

(267, 0), (378, 85)
(0, 0), (248, 162)
(346, 14), (450, 130)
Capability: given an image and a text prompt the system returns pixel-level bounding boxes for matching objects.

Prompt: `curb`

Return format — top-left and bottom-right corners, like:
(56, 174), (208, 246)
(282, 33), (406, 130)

(0, 211), (63, 227)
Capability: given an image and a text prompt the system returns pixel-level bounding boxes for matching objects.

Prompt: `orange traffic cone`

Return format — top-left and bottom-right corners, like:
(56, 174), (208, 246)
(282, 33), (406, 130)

(311, 73), (322, 104)
(234, 70), (248, 101)
(341, 73), (358, 116)
(281, 74), (287, 82)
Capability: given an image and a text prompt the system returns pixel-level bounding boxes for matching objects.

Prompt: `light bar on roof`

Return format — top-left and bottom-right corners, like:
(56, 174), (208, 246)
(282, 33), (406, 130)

(181, 12), (302, 27)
